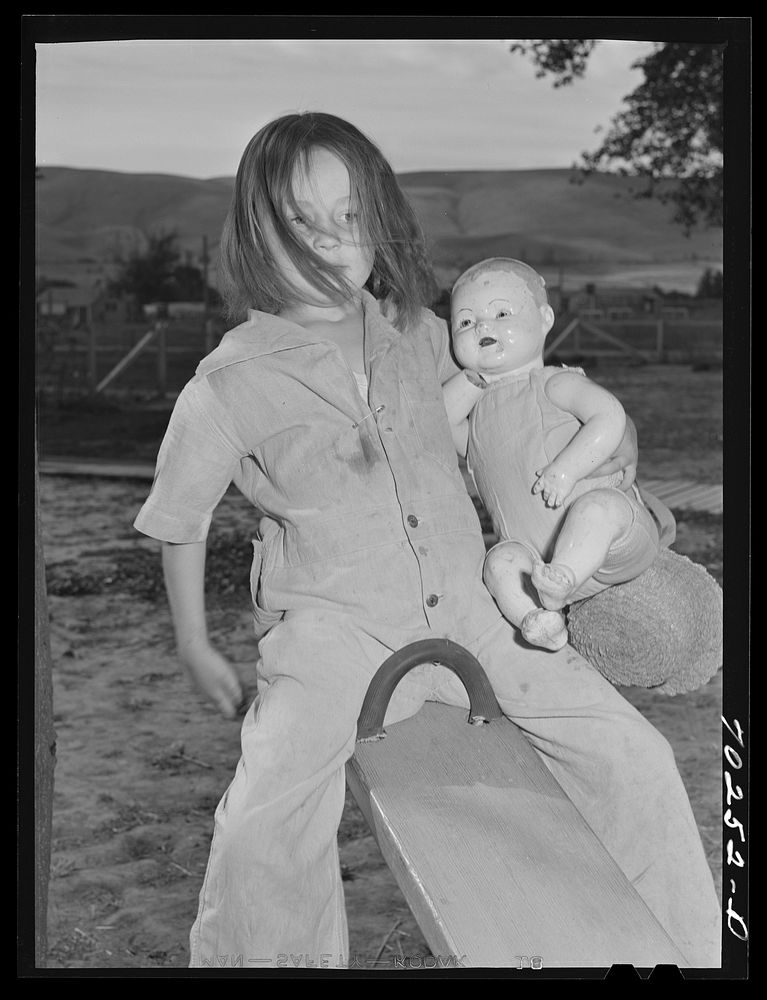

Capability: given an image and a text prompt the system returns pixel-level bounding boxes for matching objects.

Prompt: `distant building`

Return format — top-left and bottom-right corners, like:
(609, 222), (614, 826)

(565, 285), (722, 321)
(659, 305), (691, 320)
(36, 283), (132, 326)
(567, 285), (663, 318)
(662, 296), (723, 321)
(426, 274), (722, 329)
(143, 301), (207, 320)
(37, 285), (97, 326)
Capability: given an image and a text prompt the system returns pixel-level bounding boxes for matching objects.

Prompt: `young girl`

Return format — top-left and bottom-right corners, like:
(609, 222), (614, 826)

(134, 112), (720, 969)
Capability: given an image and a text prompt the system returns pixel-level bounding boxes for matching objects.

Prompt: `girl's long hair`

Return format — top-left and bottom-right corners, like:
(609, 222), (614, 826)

(218, 112), (437, 332)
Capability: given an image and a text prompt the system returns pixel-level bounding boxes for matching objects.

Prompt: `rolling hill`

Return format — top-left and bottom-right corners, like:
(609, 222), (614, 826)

(34, 165), (722, 294)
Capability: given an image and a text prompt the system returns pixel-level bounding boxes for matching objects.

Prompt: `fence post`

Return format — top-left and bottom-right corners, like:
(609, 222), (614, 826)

(543, 317), (580, 361)
(34, 448), (55, 966)
(656, 318), (665, 363)
(87, 325), (97, 390)
(155, 320), (168, 398)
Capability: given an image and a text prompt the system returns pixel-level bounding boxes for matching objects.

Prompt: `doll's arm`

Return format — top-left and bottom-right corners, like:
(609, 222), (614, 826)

(162, 540), (244, 718)
(442, 370), (486, 456)
(534, 370), (627, 507)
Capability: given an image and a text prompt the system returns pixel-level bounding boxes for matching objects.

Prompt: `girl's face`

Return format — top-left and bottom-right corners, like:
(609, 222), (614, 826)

(270, 148), (375, 311)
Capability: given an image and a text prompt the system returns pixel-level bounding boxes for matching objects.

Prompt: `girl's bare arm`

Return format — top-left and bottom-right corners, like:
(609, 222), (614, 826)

(162, 540), (244, 718)
(442, 370), (486, 456)
(589, 414), (638, 489)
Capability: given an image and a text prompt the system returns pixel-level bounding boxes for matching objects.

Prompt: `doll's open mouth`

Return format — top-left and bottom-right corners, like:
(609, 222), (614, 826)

(478, 336), (497, 347)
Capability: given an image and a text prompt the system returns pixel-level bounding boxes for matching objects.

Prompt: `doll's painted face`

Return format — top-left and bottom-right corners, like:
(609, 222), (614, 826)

(451, 266), (554, 375)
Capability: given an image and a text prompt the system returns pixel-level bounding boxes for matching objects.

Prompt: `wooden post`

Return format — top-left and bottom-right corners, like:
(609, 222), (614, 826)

(579, 321), (648, 362)
(202, 235), (214, 355)
(87, 324), (97, 390)
(204, 318), (215, 356)
(34, 452), (56, 966)
(543, 317), (579, 360)
(155, 320), (167, 398)
(93, 327), (158, 394)
(656, 318), (665, 363)
(201, 236), (210, 311)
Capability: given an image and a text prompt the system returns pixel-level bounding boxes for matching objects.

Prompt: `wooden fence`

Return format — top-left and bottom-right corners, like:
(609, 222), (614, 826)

(36, 317), (218, 400)
(36, 314), (723, 400)
(544, 315), (723, 365)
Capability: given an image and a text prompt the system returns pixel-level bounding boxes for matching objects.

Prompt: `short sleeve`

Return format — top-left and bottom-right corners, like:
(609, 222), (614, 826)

(133, 377), (243, 543)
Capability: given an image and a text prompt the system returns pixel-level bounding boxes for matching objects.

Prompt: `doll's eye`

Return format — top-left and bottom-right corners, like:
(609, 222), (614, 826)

(458, 318), (474, 329)
(289, 214), (310, 229)
(496, 308), (513, 318)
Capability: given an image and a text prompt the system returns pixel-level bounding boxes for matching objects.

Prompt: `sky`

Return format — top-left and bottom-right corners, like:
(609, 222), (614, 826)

(34, 38), (657, 179)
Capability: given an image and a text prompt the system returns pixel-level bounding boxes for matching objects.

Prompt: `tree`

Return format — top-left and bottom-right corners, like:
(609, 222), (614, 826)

(696, 267), (723, 298)
(168, 263), (208, 302)
(109, 230), (186, 307)
(108, 231), (221, 317)
(509, 39), (599, 87)
(509, 40), (723, 230)
(108, 230), (181, 307)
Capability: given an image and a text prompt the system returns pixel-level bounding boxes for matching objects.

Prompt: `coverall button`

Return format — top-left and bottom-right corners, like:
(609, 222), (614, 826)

(426, 594), (439, 607)
(407, 514), (419, 527)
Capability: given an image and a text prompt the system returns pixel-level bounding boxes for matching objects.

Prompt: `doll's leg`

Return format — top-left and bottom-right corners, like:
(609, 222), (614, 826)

(189, 611), (432, 970)
(483, 541), (568, 651)
(532, 489), (633, 610)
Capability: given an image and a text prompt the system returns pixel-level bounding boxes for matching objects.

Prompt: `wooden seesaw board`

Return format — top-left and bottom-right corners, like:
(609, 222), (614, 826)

(346, 641), (688, 971)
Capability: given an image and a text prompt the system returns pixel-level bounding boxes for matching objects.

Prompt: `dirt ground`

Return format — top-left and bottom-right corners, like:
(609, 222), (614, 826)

(38, 473), (724, 972)
(35, 362), (726, 972)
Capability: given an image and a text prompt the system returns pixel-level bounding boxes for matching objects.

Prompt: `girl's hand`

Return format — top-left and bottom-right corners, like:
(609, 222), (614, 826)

(178, 637), (245, 719)
(588, 415), (639, 491)
(162, 541), (245, 719)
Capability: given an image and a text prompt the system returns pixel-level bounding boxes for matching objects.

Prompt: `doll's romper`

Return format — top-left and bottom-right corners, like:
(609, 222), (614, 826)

(134, 293), (720, 969)
(467, 367), (661, 600)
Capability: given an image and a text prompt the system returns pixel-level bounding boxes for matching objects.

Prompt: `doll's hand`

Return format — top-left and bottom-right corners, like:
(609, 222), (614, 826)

(533, 466), (577, 508)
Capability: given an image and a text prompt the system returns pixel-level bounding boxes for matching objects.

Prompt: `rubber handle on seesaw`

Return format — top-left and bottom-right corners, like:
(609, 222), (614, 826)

(355, 638), (504, 742)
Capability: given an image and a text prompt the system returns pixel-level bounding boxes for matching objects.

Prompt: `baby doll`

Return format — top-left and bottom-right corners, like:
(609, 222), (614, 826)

(443, 257), (663, 652)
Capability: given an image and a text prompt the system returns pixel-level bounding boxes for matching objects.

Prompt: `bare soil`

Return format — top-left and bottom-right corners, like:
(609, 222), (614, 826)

(37, 362), (725, 971)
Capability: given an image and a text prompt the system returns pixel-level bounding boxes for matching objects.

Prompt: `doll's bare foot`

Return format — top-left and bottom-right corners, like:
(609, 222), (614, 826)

(531, 561), (577, 611)
(520, 608), (569, 651)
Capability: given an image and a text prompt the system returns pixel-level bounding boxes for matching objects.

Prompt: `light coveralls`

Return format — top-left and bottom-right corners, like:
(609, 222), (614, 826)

(134, 291), (721, 969)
